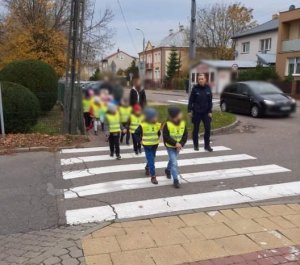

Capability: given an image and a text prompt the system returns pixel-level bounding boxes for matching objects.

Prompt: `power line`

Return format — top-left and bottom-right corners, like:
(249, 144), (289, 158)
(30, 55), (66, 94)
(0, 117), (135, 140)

(116, 0), (138, 53)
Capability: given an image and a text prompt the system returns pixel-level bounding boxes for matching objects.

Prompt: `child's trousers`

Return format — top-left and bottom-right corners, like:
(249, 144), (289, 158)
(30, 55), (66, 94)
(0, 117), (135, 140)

(144, 145), (158, 177)
(132, 134), (142, 153)
(120, 122), (130, 144)
(109, 133), (120, 156)
(166, 147), (179, 181)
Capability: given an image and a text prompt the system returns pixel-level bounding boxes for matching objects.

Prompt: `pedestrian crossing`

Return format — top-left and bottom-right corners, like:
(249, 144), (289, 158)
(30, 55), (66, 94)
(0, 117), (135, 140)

(59, 141), (296, 225)
(168, 99), (220, 105)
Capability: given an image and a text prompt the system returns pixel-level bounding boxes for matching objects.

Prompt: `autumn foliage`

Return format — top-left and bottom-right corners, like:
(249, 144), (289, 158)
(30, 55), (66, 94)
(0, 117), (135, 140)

(0, 0), (68, 76)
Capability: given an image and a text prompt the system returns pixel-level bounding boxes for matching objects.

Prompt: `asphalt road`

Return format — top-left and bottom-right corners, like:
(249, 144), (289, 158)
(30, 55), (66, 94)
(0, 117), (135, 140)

(58, 90), (300, 225)
(0, 89), (299, 234)
(0, 152), (64, 235)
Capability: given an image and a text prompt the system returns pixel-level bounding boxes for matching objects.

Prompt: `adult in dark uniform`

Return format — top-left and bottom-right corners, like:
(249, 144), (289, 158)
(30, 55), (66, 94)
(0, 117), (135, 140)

(188, 74), (213, 152)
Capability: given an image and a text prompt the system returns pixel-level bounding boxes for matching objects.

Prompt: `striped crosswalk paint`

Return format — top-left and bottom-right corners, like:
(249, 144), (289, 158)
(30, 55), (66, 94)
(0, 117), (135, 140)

(64, 164), (290, 199)
(60, 140), (201, 154)
(167, 99), (220, 105)
(62, 154), (256, 180)
(61, 146), (231, 165)
(65, 181), (300, 225)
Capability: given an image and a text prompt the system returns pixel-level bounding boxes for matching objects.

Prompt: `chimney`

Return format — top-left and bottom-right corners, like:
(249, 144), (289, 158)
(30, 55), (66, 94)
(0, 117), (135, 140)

(179, 25), (185, 31)
(169, 29), (173, 35)
(272, 14), (279, 20)
(289, 5), (296, 11)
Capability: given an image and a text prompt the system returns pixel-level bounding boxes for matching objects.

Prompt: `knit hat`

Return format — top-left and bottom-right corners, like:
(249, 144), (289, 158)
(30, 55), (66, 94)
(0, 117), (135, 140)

(133, 104), (142, 113)
(107, 102), (117, 112)
(168, 106), (181, 119)
(144, 108), (157, 121)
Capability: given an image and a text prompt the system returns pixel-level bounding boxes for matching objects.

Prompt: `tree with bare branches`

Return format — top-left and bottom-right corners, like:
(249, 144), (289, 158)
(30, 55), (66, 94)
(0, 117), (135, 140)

(196, 2), (257, 59)
(0, 0), (114, 75)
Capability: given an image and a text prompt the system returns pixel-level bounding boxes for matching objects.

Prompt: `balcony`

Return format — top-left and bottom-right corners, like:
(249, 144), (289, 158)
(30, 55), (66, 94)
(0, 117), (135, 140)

(146, 63), (153, 70)
(282, 39), (300, 52)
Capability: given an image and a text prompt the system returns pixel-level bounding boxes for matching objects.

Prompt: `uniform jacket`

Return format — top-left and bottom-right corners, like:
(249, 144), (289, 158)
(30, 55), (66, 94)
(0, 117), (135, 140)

(188, 84), (213, 114)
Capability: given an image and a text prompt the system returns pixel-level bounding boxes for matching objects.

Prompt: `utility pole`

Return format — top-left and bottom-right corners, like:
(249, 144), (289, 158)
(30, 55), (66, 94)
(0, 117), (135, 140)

(63, 0), (85, 135)
(136, 28), (146, 90)
(189, 0), (197, 94)
(0, 82), (5, 137)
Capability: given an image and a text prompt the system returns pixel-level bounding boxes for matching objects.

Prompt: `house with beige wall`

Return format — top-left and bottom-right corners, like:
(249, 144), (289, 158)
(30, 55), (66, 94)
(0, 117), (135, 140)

(139, 26), (216, 87)
(101, 49), (137, 74)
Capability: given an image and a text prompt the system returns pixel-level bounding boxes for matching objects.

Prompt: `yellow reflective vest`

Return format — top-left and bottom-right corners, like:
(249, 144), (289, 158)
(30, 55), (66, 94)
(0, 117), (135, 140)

(129, 114), (144, 134)
(141, 122), (161, 146)
(119, 106), (132, 123)
(106, 112), (121, 133)
(82, 99), (91, 113)
(165, 121), (186, 148)
(91, 103), (101, 118)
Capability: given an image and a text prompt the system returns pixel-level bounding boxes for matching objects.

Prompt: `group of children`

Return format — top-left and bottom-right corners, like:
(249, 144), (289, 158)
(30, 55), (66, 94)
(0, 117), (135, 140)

(82, 90), (188, 189)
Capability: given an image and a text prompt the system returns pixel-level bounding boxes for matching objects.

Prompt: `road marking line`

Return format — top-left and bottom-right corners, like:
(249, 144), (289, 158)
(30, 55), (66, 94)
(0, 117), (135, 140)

(60, 140), (200, 154)
(64, 164), (290, 199)
(62, 154), (256, 180)
(168, 99), (220, 105)
(65, 181), (300, 225)
(61, 146), (231, 165)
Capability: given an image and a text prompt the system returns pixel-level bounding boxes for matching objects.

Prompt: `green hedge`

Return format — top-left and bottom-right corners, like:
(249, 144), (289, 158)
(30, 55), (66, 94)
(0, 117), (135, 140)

(0, 60), (58, 112)
(237, 66), (279, 82)
(1, 82), (40, 133)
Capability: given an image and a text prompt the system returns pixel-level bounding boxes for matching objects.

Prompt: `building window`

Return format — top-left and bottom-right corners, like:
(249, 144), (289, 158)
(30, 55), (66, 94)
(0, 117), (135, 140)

(287, 58), (300, 75)
(242, 42), (250, 53)
(260, 38), (272, 52)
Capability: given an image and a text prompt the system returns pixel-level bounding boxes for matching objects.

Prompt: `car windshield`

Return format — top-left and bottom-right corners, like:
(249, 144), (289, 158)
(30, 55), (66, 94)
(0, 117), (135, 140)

(249, 83), (282, 95)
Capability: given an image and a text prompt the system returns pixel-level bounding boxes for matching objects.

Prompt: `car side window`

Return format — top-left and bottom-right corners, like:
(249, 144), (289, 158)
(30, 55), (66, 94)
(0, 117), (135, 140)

(237, 84), (250, 95)
(226, 84), (238, 94)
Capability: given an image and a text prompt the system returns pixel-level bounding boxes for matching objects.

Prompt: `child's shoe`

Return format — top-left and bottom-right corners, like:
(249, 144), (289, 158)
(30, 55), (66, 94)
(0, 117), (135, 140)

(110, 153), (114, 157)
(173, 180), (180, 189)
(151, 176), (158, 185)
(135, 150), (139, 155)
(116, 155), (122, 160)
(138, 148), (142, 154)
(165, 169), (171, 179)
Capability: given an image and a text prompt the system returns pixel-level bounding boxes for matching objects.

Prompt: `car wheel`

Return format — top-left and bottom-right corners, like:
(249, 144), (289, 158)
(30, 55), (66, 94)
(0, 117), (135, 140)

(221, 101), (228, 112)
(250, 105), (260, 118)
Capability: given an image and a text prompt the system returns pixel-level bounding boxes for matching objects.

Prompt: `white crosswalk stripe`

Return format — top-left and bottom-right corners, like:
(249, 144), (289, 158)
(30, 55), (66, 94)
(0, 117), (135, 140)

(65, 181), (300, 225)
(61, 146), (231, 165)
(167, 99), (220, 105)
(59, 141), (294, 225)
(64, 165), (290, 199)
(61, 140), (200, 154)
(62, 154), (256, 180)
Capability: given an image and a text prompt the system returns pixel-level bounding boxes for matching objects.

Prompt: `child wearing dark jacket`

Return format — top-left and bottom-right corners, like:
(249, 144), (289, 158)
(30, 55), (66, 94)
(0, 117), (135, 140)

(163, 107), (188, 188)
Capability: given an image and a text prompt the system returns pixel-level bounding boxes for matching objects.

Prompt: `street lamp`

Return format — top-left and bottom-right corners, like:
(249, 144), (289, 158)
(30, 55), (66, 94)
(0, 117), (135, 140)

(136, 28), (146, 89)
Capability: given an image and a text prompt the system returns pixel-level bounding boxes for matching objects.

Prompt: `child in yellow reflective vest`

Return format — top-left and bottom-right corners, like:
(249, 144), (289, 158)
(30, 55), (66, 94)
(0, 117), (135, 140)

(163, 107), (188, 188)
(82, 91), (93, 130)
(119, 98), (132, 145)
(129, 104), (144, 155)
(134, 108), (161, 185)
(90, 97), (102, 135)
(104, 102), (125, 160)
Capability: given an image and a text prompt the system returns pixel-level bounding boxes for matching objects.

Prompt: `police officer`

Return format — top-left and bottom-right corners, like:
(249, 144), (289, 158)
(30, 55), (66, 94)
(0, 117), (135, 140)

(188, 74), (213, 152)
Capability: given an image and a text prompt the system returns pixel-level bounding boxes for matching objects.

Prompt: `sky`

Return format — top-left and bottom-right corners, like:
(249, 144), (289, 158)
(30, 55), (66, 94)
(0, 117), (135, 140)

(95, 0), (298, 58)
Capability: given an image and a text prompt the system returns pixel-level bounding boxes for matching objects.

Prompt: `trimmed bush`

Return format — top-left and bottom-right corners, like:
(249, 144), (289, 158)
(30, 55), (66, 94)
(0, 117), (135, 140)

(1, 82), (40, 133)
(237, 66), (279, 82)
(0, 60), (58, 112)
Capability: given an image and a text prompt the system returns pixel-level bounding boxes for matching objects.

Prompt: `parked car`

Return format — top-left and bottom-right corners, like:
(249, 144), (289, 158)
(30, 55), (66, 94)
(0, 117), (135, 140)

(220, 81), (297, 118)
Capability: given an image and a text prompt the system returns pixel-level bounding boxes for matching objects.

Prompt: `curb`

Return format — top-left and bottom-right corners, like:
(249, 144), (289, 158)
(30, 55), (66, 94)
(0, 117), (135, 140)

(0, 119), (239, 155)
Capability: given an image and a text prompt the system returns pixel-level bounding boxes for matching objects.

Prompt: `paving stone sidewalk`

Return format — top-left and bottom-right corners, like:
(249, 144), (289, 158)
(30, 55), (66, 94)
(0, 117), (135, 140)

(0, 222), (101, 265)
(81, 204), (300, 265)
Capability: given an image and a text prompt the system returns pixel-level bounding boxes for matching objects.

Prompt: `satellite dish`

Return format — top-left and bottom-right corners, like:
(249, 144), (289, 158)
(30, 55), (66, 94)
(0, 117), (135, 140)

(289, 5), (296, 11)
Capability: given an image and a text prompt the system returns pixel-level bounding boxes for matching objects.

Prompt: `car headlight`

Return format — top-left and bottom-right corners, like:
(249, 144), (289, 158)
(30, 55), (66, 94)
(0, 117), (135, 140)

(264, 99), (276, 106)
(287, 96), (296, 104)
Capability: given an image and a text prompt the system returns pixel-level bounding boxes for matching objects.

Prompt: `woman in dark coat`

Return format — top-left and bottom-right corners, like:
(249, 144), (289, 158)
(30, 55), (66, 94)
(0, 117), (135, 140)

(129, 79), (147, 108)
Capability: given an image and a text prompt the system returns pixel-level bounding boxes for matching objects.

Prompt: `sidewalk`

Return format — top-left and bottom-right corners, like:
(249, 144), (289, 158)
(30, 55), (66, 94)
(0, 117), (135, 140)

(82, 204), (300, 265)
